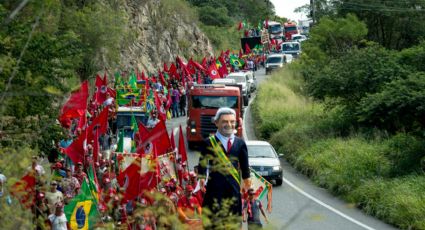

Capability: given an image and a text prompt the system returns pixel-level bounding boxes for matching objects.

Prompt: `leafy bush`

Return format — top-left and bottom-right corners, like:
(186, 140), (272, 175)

(357, 72), (425, 132)
(198, 6), (232, 26)
(348, 176), (425, 230)
(297, 137), (391, 195)
(382, 133), (425, 176)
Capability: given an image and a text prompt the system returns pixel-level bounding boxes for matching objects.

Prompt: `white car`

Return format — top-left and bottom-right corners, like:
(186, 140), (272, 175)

(212, 78), (236, 85)
(246, 140), (283, 186)
(291, 34), (307, 43)
(226, 72), (252, 106)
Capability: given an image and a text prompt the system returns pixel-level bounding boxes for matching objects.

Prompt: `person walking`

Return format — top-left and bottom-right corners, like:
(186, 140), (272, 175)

(178, 84), (186, 116)
(242, 188), (268, 229)
(197, 107), (251, 228)
(171, 85), (180, 118)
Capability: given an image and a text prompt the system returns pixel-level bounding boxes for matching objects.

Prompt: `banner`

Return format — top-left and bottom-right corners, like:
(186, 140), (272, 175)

(249, 168), (273, 213)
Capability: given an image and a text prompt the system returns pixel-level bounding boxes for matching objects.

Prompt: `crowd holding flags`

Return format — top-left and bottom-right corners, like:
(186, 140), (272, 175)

(6, 37), (273, 228)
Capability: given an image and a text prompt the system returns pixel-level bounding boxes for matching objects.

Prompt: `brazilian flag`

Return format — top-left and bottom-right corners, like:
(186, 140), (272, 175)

(230, 55), (244, 67)
(64, 180), (98, 230)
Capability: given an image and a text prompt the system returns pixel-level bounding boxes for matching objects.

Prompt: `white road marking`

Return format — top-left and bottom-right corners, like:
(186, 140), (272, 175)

(243, 87), (375, 230)
(281, 178), (375, 230)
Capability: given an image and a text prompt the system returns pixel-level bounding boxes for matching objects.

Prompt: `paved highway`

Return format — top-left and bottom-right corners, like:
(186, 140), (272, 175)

(166, 68), (397, 230)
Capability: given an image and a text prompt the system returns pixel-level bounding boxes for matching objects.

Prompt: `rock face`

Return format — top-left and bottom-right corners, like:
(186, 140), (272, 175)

(119, 0), (213, 73)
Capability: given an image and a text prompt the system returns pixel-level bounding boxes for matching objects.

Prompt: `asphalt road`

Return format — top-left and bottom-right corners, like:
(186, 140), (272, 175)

(166, 68), (397, 230)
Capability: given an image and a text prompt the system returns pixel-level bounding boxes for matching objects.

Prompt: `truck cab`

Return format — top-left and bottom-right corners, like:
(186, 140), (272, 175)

(115, 106), (147, 153)
(186, 84), (244, 149)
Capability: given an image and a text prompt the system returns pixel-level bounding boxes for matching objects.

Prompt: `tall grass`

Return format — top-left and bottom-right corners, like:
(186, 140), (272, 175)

(297, 137), (391, 195)
(348, 176), (425, 230)
(253, 66), (425, 229)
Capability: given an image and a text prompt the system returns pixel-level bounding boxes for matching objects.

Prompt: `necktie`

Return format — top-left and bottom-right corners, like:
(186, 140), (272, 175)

(227, 138), (232, 153)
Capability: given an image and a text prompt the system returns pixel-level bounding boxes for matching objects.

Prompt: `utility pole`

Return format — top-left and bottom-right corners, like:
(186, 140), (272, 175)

(310, 0), (316, 25)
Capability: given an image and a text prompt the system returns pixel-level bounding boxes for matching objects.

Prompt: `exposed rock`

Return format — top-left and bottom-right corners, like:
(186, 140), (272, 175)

(119, 0), (213, 74)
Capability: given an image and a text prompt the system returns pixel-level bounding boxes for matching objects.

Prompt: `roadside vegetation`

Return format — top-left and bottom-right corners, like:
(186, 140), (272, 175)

(186, 0), (282, 53)
(252, 12), (425, 230)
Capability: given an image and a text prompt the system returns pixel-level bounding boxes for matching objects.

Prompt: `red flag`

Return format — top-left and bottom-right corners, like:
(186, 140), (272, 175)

(265, 19), (269, 28)
(10, 172), (36, 208)
(93, 129), (99, 163)
(86, 107), (109, 142)
(64, 131), (86, 164)
(168, 63), (178, 78)
(201, 57), (207, 69)
(245, 43), (251, 54)
(154, 91), (167, 121)
(158, 71), (166, 86)
(225, 49), (230, 57)
(59, 80), (89, 128)
(170, 130), (176, 150)
(238, 21), (243, 31)
(77, 111), (87, 131)
(107, 87), (116, 98)
(218, 56), (228, 78)
(192, 60), (206, 72)
(208, 63), (220, 79)
(163, 63), (169, 72)
(95, 74), (108, 105)
(239, 49), (243, 59)
(176, 56), (185, 69)
(197, 72), (203, 84)
(138, 121), (171, 156)
(178, 125), (187, 163)
(117, 158), (142, 201)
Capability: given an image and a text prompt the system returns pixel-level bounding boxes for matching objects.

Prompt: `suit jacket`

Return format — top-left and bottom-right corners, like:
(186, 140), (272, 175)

(197, 135), (250, 215)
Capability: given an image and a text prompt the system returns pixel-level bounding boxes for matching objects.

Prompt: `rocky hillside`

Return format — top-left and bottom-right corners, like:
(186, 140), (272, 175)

(119, 0), (213, 73)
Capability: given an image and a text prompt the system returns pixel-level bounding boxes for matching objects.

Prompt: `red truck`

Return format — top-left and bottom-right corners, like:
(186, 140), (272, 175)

(284, 22), (298, 41)
(186, 84), (244, 149)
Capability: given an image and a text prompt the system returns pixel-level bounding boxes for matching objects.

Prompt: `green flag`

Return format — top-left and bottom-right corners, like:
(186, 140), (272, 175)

(117, 129), (124, 152)
(131, 115), (138, 153)
(87, 164), (99, 203)
(64, 179), (98, 230)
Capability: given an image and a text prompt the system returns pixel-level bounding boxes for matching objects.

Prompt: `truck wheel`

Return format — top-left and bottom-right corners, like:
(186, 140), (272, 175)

(243, 96), (249, 106)
(275, 179), (283, 186)
(188, 141), (196, 150)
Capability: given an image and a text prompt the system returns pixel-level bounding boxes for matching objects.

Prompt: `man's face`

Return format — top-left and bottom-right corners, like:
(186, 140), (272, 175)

(215, 114), (236, 137)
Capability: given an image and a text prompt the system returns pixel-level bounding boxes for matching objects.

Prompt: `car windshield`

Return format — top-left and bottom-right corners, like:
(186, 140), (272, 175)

(191, 96), (238, 109)
(269, 25), (282, 33)
(266, 57), (282, 64)
(247, 145), (277, 158)
(227, 75), (245, 83)
(281, 43), (300, 52)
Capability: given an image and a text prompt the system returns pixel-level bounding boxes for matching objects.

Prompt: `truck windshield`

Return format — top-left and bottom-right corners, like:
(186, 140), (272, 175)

(282, 43), (300, 52)
(227, 75), (245, 83)
(285, 26), (297, 32)
(116, 113), (146, 131)
(191, 96), (238, 109)
(267, 57), (283, 64)
(269, 25), (282, 33)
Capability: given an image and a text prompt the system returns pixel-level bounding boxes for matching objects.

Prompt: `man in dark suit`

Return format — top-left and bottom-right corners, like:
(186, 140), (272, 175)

(198, 107), (251, 228)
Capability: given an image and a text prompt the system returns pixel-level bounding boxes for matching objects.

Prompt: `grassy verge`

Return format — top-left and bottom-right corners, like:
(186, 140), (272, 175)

(252, 67), (425, 230)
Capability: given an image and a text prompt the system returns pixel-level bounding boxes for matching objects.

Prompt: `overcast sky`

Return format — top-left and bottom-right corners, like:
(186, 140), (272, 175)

(270, 0), (310, 21)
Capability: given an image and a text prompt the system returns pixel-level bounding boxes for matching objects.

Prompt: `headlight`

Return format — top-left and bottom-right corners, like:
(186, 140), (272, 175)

(265, 64), (269, 68)
(272, 166), (281, 171)
(279, 63), (283, 67)
(190, 128), (196, 134)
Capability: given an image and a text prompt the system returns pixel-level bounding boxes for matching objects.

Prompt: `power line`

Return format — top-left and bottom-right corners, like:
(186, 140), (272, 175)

(2, 0), (31, 25)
